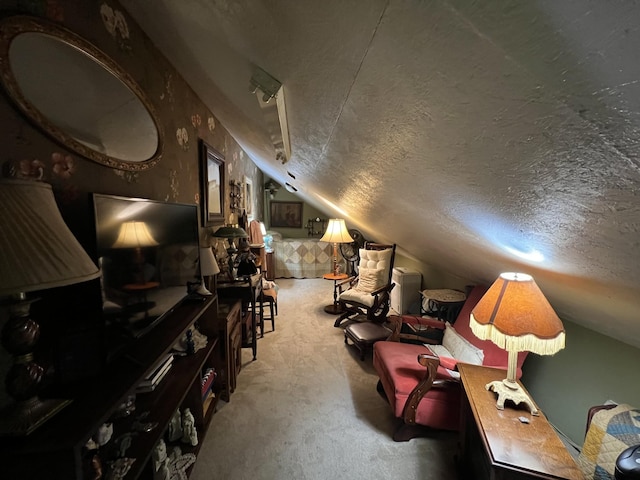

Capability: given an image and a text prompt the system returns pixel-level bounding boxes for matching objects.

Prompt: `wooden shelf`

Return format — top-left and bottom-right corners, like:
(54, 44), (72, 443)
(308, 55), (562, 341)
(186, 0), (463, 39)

(1, 294), (224, 480)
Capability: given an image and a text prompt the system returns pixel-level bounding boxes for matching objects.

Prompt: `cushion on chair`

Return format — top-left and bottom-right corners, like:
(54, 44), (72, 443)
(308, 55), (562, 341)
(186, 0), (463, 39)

(339, 288), (377, 307)
(356, 267), (385, 292)
(358, 248), (393, 280)
(373, 341), (461, 430)
(262, 288), (277, 301)
(339, 247), (394, 306)
(442, 323), (484, 365)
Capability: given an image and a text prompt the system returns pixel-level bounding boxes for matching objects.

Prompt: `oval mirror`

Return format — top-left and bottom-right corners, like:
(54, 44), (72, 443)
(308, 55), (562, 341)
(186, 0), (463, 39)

(0, 16), (163, 170)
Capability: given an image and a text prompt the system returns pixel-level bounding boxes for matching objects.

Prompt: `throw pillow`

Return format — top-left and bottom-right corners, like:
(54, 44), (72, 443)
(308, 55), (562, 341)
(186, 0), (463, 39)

(442, 323), (484, 365)
(356, 267), (385, 293)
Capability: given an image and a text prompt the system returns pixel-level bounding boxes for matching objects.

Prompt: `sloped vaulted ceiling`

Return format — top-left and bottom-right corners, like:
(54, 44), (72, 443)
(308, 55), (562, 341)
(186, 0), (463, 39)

(121, 0), (640, 348)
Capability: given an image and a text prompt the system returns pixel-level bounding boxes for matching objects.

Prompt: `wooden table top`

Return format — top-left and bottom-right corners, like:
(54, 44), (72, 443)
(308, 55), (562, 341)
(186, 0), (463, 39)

(323, 273), (349, 281)
(458, 364), (584, 480)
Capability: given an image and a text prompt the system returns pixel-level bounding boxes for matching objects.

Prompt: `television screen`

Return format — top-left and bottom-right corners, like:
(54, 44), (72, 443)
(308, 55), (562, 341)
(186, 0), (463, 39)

(93, 193), (201, 338)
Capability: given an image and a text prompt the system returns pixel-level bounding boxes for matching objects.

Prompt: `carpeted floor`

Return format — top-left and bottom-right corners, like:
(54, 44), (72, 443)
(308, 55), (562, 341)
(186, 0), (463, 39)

(190, 278), (459, 480)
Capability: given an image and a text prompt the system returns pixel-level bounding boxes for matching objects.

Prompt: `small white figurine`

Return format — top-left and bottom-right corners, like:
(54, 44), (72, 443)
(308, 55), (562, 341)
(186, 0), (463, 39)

(95, 422), (113, 446)
(181, 408), (198, 446)
(151, 438), (167, 472)
(167, 408), (183, 442)
(153, 459), (170, 480)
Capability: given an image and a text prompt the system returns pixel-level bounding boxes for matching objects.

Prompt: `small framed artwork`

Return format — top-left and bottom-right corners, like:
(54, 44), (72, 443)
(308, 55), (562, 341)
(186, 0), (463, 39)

(270, 201), (303, 228)
(199, 139), (225, 226)
(244, 176), (253, 217)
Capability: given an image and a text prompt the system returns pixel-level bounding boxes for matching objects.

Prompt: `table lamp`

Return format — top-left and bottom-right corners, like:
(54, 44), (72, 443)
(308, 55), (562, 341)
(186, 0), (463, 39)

(470, 272), (565, 415)
(319, 219), (353, 276)
(0, 179), (101, 435)
(196, 246), (220, 295)
(112, 221), (158, 284)
(212, 226), (249, 281)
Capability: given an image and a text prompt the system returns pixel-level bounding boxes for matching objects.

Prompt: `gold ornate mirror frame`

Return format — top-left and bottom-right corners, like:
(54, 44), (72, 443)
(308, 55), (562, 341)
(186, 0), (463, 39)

(0, 15), (163, 171)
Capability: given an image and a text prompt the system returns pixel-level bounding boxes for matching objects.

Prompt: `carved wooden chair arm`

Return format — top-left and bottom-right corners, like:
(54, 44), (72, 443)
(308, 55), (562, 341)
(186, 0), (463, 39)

(401, 353), (458, 425)
(386, 315), (404, 341)
(337, 276), (357, 289)
(369, 282), (395, 297)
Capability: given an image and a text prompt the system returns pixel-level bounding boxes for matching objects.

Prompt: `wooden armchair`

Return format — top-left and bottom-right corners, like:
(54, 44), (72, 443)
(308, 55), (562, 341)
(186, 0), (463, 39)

(373, 285), (528, 441)
(333, 243), (396, 328)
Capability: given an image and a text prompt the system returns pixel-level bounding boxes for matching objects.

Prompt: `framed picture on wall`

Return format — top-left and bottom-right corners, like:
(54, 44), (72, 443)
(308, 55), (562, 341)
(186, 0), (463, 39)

(199, 139), (225, 226)
(270, 201), (302, 228)
(244, 176), (253, 217)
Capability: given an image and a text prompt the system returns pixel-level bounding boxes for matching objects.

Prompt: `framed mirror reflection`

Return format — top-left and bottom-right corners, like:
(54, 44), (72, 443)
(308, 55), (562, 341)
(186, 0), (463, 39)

(0, 15), (164, 170)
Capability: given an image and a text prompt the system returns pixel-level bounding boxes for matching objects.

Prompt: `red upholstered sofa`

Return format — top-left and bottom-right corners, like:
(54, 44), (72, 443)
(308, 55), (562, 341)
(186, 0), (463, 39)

(372, 284), (528, 441)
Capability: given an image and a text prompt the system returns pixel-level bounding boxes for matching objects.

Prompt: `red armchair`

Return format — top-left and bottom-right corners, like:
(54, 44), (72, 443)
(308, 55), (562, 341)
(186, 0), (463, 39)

(372, 284), (528, 441)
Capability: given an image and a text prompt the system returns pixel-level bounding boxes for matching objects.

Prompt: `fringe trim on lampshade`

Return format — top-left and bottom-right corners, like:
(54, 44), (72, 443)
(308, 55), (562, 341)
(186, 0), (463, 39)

(470, 314), (566, 356)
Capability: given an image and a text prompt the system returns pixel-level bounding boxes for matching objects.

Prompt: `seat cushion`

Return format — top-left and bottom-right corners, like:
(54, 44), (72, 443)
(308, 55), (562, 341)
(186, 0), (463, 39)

(345, 322), (391, 344)
(373, 340), (461, 431)
(261, 288), (277, 301)
(339, 287), (375, 307)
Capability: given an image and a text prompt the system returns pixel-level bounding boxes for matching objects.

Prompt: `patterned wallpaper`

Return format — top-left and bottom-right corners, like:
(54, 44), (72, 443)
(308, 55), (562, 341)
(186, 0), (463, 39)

(0, 0), (263, 237)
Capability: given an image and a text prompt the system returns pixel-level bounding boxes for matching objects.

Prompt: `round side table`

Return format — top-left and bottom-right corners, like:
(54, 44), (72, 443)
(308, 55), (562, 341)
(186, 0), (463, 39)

(323, 273), (349, 314)
(420, 289), (467, 322)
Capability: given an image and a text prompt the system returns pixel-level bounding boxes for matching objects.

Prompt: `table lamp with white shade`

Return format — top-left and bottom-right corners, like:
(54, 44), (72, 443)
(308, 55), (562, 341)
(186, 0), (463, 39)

(319, 219), (353, 276)
(0, 179), (101, 435)
(196, 247), (220, 295)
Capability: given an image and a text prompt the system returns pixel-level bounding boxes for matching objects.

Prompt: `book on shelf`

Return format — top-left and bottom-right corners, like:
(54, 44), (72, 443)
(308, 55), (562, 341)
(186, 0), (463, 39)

(136, 354), (174, 392)
(201, 367), (217, 401)
(203, 390), (216, 415)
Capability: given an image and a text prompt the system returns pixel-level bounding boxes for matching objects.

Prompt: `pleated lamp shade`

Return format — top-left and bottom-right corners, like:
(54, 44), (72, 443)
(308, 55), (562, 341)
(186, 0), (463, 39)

(0, 179), (100, 296)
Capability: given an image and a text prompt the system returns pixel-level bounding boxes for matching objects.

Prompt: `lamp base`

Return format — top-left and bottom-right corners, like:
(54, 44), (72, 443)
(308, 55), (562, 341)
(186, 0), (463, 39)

(195, 276), (212, 296)
(485, 379), (539, 416)
(0, 396), (72, 436)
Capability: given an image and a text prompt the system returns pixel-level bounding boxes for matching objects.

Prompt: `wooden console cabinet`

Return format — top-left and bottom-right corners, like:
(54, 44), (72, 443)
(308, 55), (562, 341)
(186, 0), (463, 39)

(217, 299), (242, 401)
(458, 364), (583, 480)
(1, 295), (223, 480)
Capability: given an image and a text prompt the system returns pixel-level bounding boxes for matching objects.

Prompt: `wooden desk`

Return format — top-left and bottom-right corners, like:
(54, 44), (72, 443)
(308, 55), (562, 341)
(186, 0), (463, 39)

(458, 364), (583, 480)
(217, 273), (263, 361)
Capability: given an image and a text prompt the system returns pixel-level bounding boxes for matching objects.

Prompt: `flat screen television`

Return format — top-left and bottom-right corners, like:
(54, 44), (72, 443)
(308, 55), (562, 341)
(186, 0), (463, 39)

(92, 193), (201, 338)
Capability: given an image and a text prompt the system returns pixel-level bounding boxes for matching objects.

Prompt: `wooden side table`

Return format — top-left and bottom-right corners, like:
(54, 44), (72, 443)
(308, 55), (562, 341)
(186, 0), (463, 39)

(458, 363), (583, 480)
(322, 272), (349, 314)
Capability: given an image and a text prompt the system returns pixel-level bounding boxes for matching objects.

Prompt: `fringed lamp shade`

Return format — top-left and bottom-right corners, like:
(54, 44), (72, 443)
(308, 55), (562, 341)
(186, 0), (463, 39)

(470, 272), (565, 415)
(320, 219), (353, 276)
(470, 273), (565, 355)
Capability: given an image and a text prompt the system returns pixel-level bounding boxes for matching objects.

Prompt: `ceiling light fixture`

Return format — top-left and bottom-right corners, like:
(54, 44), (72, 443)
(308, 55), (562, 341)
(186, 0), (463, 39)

(250, 66), (291, 164)
(285, 182), (297, 193)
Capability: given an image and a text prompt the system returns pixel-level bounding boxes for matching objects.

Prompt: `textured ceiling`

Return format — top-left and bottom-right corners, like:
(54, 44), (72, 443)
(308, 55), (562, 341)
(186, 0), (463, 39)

(121, 0), (640, 348)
